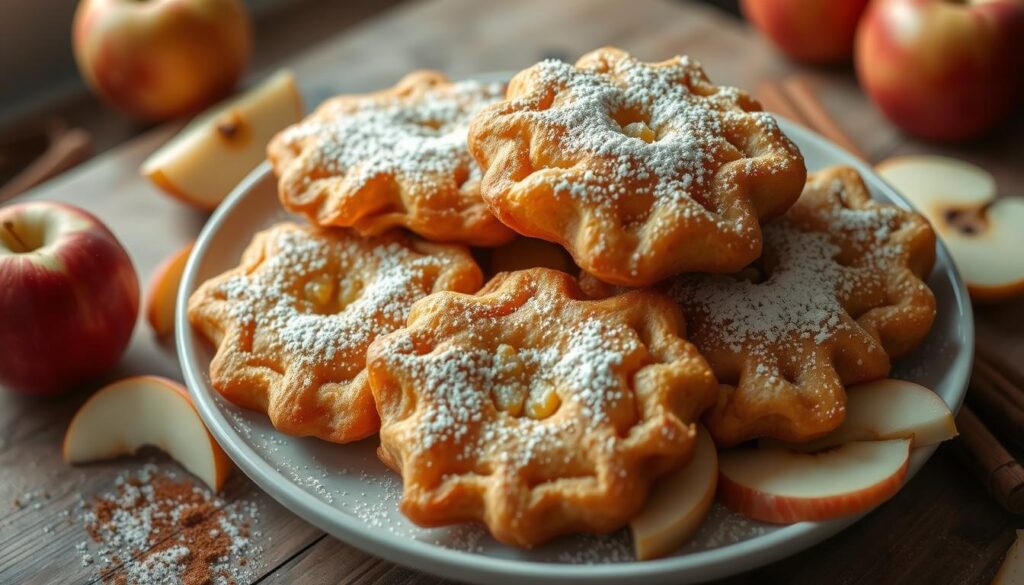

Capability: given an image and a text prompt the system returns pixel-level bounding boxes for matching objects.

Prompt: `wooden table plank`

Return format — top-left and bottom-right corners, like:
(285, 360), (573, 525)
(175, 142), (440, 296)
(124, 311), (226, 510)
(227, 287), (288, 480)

(258, 536), (410, 585)
(1, 0), (1021, 583)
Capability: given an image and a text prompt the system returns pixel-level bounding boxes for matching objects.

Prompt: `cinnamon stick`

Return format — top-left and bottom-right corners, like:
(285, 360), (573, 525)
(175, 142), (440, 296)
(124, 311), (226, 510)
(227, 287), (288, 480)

(956, 406), (1024, 514)
(0, 128), (92, 203)
(975, 357), (1024, 411)
(976, 343), (1024, 389)
(780, 76), (867, 161)
(755, 81), (810, 127)
(969, 356), (1024, 448)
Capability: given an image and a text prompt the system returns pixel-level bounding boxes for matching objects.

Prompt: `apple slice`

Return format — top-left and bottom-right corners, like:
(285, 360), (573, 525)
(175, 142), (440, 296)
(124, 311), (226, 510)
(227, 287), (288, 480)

(64, 376), (231, 491)
(630, 425), (717, 560)
(877, 155), (1024, 302)
(146, 241), (194, 336)
(994, 529), (1024, 585)
(718, 439), (911, 524)
(761, 379), (957, 452)
(142, 69), (302, 210)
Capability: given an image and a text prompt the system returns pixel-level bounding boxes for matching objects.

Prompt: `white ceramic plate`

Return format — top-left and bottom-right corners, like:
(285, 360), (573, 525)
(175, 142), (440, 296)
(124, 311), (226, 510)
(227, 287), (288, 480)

(176, 116), (973, 584)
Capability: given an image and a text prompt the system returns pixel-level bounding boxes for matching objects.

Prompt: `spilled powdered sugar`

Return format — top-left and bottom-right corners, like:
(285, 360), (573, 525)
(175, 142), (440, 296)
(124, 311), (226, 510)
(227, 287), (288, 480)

(218, 226), (441, 368)
(76, 464), (262, 585)
(282, 79), (504, 192)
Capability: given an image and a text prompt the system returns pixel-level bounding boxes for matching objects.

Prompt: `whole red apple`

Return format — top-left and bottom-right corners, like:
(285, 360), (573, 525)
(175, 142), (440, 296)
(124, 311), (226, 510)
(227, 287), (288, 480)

(741, 0), (871, 64)
(856, 0), (1024, 142)
(72, 0), (253, 121)
(0, 202), (139, 396)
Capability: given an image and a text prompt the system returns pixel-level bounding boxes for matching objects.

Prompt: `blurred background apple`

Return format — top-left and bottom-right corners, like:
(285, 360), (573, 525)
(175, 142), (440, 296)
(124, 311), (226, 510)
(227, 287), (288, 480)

(0, 201), (138, 396)
(856, 0), (1024, 142)
(72, 0), (253, 121)
(741, 0), (871, 64)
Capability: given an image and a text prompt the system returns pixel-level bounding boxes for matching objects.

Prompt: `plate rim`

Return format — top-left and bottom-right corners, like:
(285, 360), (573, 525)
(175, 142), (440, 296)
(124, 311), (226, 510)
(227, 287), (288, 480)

(175, 118), (975, 584)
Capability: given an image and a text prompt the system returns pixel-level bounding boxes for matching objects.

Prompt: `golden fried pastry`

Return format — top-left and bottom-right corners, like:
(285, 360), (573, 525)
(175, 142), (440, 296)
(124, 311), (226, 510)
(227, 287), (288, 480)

(468, 47), (806, 286)
(268, 71), (516, 247)
(669, 166), (937, 446)
(188, 223), (482, 443)
(481, 236), (575, 278)
(366, 268), (717, 547)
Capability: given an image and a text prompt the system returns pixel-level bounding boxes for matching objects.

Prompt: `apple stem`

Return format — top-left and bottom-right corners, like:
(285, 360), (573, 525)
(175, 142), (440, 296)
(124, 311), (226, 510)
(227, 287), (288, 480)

(2, 221), (29, 253)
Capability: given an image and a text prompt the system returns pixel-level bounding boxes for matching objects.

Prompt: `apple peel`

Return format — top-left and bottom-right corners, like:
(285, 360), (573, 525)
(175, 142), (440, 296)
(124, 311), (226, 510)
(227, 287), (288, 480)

(718, 439), (911, 524)
(64, 376), (231, 491)
(878, 155), (1024, 302)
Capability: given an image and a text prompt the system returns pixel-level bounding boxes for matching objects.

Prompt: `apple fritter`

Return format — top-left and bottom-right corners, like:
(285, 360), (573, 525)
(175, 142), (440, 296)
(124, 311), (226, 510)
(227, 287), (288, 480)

(269, 72), (515, 246)
(468, 47), (806, 286)
(188, 223), (482, 443)
(366, 268), (717, 546)
(585, 166), (937, 446)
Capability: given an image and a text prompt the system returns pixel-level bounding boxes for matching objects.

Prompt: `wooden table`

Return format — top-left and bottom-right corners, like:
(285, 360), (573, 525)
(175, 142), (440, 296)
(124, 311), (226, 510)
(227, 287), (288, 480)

(1, 1), (1021, 583)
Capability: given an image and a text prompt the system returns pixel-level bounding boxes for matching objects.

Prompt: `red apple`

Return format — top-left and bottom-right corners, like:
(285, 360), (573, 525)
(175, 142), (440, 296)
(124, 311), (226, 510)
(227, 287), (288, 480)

(0, 202), (139, 396)
(741, 0), (871, 64)
(855, 0), (1024, 142)
(72, 0), (253, 121)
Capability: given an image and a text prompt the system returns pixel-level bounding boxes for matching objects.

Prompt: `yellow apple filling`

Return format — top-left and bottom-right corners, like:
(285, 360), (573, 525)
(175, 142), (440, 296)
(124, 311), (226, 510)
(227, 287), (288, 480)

(525, 386), (561, 420)
(303, 274), (336, 311)
(622, 121), (656, 143)
(492, 344), (527, 416)
(303, 273), (370, 315)
(337, 278), (365, 308)
(488, 343), (563, 420)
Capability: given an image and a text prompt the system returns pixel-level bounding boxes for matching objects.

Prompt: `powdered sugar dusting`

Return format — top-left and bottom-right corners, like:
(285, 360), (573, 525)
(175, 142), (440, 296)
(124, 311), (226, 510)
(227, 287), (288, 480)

(673, 228), (847, 354)
(509, 54), (795, 224)
(217, 225), (444, 368)
(533, 57), (724, 204)
(671, 175), (907, 367)
(283, 79), (504, 193)
(384, 314), (638, 466)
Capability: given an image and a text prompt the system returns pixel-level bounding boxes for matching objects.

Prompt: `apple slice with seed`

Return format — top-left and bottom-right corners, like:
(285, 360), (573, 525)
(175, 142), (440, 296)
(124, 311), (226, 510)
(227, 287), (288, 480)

(142, 70), (302, 210)
(877, 155), (1024, 302)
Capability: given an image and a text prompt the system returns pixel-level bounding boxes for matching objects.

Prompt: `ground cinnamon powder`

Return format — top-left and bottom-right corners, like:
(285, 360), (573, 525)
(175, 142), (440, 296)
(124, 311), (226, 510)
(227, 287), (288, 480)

(79, 464), (261, 585)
